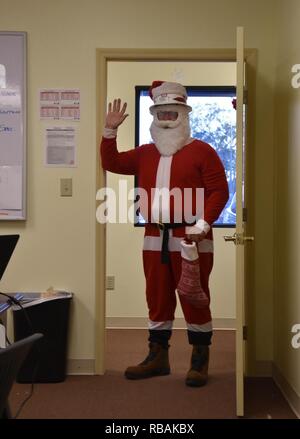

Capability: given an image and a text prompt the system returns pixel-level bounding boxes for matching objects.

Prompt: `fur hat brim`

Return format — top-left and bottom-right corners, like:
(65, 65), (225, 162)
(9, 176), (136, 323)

(149, 101), (192, 113)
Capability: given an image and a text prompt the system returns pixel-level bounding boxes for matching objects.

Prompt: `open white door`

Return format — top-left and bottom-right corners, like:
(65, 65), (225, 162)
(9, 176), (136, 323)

(224, 27), (254, 417)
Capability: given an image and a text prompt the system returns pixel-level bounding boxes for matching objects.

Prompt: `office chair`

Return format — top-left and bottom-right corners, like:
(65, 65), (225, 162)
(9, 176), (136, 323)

(0, 333), (43, 419)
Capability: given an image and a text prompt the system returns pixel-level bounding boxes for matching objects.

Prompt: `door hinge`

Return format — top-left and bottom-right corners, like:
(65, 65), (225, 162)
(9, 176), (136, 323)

(243, 325), (248, 341)
(243, 89), (248, 105)
(243, 207), (247, 222)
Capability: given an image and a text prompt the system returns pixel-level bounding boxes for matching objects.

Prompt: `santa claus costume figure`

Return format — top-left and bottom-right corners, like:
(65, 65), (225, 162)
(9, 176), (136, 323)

(100, 81), (229, 386)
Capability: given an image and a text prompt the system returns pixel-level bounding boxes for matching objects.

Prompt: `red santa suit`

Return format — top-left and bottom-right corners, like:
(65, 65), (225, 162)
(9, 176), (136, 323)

(100, 132), (229, 347)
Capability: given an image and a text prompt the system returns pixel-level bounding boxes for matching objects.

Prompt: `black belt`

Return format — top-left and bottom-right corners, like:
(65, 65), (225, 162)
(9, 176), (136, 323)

(153, 222), (191, 264)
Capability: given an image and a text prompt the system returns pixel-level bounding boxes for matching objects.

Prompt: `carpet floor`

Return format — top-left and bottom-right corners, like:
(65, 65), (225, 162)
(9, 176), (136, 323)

(9, 329), (296, 419)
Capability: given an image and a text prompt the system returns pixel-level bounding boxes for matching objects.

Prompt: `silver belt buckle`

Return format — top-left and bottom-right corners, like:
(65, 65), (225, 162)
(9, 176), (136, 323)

(157, 221), (165, 230)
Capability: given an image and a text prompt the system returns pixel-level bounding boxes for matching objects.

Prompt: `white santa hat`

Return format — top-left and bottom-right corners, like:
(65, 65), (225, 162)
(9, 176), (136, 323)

(149, 80), (192, 112)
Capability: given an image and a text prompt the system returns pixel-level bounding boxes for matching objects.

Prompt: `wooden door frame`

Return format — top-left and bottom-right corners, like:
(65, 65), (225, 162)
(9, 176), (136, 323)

(95, 48), (257, 375)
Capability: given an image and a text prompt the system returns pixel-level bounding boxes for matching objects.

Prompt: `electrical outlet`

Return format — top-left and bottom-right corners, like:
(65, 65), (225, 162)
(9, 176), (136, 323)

(106, 276), (115, 290)
(60, 178), (72, 197)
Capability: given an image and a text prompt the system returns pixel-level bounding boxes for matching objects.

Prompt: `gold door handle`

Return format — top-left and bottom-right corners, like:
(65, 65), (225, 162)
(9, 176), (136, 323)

(223, 233), (254, 245)
(223, 233), (237, 243)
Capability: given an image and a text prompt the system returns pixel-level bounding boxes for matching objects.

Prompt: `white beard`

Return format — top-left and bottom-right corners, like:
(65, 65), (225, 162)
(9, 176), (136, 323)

(150, 110), (192, 156)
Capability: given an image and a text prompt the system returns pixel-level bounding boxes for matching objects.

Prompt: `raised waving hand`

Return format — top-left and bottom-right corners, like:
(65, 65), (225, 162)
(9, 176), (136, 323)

(105, 98), (129, 129)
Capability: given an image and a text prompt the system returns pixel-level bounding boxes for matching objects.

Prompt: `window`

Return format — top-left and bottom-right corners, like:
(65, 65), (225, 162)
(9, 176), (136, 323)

(135, 86), (236, 227)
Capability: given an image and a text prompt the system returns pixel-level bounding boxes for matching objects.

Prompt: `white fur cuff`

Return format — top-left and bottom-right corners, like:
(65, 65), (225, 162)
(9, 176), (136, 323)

(186, 219), (210, 235)
(103, 127), (118, 138)
(180, 240), (199, 261)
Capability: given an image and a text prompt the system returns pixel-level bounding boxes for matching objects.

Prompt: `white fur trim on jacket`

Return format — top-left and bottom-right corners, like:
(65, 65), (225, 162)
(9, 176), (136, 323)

(143, 235), (214, 253)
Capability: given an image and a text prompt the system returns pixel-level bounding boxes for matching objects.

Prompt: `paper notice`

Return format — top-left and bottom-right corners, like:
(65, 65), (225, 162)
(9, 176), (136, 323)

(45, 127), (76, 167)
(40, 89), (80, 121)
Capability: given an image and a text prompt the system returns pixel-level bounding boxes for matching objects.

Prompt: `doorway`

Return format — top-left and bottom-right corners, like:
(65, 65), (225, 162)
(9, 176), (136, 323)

(105, 61), (236, 330)
(95, 48), (257, 416)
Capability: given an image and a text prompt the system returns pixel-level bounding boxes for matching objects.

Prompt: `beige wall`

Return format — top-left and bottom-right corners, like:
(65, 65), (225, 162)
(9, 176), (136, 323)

(0, 0), (277, 365)
(273, 0), (300, 400)
(106, 61), (236, 322)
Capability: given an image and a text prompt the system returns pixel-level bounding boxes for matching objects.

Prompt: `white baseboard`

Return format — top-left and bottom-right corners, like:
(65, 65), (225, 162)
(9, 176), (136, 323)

(67, 359), (95, 375)
(272, 363), (300, 419)
(106, 317), (235, 329)
(251, 361), (300, 418)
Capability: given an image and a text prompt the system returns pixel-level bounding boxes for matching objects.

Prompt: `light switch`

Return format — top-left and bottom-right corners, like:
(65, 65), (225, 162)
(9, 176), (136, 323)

(60, 178), (72, 197)
(106, 276), (115, 290)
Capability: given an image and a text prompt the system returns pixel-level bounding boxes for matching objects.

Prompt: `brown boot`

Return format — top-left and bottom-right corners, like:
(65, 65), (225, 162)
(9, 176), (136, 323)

(185, 345), (209, 387)
(124, 342), (170, 380)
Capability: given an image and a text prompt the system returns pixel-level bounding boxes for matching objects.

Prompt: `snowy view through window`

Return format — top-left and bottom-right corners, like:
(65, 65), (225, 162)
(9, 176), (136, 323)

(136, 88), (236, 226)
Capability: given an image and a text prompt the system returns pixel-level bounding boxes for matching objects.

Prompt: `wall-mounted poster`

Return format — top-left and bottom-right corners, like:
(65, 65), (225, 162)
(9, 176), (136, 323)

(39, 89), (80, 121)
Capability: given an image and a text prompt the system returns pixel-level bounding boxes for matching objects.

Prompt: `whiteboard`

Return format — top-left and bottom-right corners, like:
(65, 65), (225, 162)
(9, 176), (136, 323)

(0, 32), (26, 220)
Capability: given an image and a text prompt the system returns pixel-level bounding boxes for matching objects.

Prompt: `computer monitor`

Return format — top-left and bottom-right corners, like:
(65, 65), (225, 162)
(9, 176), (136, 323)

(0, 235), (20, 281)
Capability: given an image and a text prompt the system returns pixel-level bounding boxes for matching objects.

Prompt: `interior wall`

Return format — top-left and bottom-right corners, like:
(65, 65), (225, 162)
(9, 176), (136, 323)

(0, 0), (277, 366)
(273, 0), (300, 400)
(106, 61), (236, 322)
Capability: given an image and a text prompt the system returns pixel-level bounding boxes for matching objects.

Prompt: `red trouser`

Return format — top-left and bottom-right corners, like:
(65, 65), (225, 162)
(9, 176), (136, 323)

(143, 225), (214, 329)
